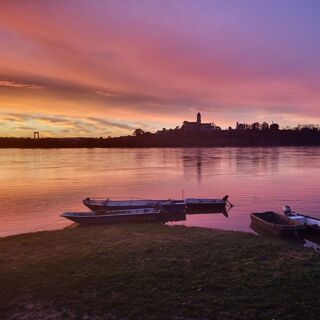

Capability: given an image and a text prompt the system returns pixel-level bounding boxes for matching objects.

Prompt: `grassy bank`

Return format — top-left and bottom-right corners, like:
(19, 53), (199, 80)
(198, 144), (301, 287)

(1, 224), (320, 320)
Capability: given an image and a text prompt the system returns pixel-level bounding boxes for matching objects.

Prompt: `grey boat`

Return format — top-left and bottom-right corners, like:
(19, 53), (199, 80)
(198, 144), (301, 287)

(83, 198), (186, 214)
(61, 207), (160, 225)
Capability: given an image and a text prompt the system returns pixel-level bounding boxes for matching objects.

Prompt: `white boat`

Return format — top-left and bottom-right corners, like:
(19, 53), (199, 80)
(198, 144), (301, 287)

(284, 206), (320, 232)
(61, 207), (160, 225)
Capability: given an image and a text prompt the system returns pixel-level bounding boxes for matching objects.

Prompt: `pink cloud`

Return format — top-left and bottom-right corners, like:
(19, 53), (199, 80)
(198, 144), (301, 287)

(0, 80), (42, 90)
(0, 1), (319, 136)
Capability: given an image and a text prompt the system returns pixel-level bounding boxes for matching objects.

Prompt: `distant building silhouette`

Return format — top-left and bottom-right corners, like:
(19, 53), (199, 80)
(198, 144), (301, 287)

(34, 132), (40, 139)
(181, 112), (220, 131)
(197, 112), (201, 124)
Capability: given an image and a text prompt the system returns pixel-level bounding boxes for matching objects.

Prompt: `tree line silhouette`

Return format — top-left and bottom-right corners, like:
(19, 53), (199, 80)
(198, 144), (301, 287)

(1, 122), (319, 148)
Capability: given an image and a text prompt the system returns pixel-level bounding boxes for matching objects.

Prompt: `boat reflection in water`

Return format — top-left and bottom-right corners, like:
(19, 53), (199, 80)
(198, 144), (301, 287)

(167, 206), (232, 229)
(186, 206), (230, 217)
(161, 211), (187, 223)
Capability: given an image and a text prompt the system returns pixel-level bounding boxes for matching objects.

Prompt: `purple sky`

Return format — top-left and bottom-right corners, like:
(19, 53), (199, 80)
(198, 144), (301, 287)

(0, 0), (319, 137)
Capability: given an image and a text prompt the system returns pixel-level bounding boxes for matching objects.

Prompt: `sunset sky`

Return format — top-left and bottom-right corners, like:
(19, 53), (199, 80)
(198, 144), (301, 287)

(1, 0), (320, 137)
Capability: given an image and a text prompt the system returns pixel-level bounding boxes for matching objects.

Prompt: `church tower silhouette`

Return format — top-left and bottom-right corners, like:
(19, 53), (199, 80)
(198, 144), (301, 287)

(197, 112), (201, 124)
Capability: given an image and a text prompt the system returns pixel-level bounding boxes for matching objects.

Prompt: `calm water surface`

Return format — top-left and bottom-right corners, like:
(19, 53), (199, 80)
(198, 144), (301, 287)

(1, 147), (320, 238)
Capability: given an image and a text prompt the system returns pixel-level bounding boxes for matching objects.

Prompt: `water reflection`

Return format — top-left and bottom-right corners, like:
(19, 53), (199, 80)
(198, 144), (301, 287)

(163, 211), (186, 223)
(170, 206), (233, 229)
(186, 206), (230, 217)
(182, 148), (226, 185)
(196, 152), (202, 184)
(181, 147), (282, 184)
(1, 147), (320, 237)
(235, 148), (280, 175)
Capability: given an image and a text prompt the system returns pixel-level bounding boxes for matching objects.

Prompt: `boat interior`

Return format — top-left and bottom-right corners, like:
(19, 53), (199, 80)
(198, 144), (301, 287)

(253, 212), (292, 225)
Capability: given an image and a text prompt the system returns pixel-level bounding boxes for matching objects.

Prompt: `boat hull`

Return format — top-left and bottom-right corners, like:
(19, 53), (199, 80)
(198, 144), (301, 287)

(83, 199), (186, 214)
(186, 202), (226, 211)
(62, 211), (158, 225)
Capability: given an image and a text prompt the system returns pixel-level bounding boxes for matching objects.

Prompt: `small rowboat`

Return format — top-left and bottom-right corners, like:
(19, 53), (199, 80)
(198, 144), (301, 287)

(61, 207), (160, 225)
(250, 211), (306, 237)
(83, 198), (186, 214)
(185, 195), (230, 210)
(284, 206), (320, 232)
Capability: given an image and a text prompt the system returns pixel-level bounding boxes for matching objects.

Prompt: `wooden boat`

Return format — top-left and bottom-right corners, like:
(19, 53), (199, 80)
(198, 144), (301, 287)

(185, 195), (230, 210)
(250, 211), (306, 237)
(83, 198), (186, 214)
(61, 207), (160, 225)
(284, 206), (320, 232)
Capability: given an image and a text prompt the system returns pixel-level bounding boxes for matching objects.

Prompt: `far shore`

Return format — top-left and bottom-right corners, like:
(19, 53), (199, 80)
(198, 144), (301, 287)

(1, 128), (320, 149)
(1, 223), (320, 319)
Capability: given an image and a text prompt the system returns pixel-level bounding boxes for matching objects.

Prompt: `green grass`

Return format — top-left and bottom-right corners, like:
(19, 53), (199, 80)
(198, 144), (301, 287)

(1, 224), (320, 319)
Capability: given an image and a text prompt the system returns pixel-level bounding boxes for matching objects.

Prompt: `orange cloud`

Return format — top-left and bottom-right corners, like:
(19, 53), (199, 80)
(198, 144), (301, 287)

(0, 80), (42, 90)
(95, 90), (122, 98)
(0, 1), (319, 137)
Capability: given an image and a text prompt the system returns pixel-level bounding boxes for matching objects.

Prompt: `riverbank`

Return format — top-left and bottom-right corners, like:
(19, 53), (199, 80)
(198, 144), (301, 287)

(1, 224), (320, 320)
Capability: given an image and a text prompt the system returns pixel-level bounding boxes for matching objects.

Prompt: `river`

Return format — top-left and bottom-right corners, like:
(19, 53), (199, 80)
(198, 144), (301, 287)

(1, 147), (319, 238)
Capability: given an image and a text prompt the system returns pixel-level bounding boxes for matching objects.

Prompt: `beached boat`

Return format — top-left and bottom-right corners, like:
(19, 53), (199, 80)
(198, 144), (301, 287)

(284, 206), (320, 232)
(83, 198), (186, 214)
(61, 207), (160, 225)
(185, 195), (230, 210)
(250, 211), (306, 237)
